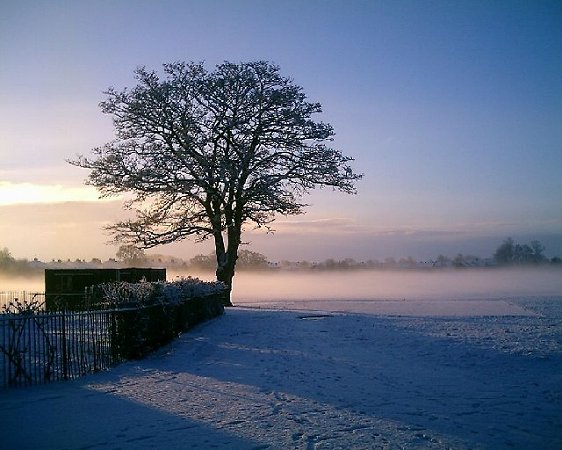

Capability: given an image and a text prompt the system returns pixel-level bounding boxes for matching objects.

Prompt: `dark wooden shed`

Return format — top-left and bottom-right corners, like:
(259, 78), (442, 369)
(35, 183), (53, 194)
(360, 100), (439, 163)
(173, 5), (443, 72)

(44, 268), (166, 311)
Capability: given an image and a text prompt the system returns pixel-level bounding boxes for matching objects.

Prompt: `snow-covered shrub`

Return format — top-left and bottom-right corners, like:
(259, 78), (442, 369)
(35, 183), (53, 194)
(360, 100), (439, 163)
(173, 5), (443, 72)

(153, 277), (227, 304)
(86, 277), (226, 309)
(98, 280), (154, 307)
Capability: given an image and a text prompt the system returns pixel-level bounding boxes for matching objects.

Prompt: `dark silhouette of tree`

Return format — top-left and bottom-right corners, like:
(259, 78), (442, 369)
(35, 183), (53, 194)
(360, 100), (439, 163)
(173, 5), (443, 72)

(0, 247), (40, 274)
(70, 61), (361, 303)
(494, 237), (547, 265)
(494, 237), (515, 265)
(513, 243), (533, 264)
(236, 249), (270, 270)
(0, 247), (16, 270)
(116, 244), (146, 265)
(452, 253), (466, 267)
(435, 254), (451, 267)
(530, 240), (546, 264)
(189, 253), (216, 270)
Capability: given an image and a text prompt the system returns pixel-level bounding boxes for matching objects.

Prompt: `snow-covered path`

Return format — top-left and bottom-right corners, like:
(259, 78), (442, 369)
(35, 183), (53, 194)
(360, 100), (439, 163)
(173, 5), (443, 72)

(1, 297), (561, 449)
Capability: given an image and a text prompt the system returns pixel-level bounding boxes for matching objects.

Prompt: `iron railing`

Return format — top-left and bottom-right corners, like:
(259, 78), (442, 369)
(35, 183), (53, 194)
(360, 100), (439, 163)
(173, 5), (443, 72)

(0, 289), (225, 389)
(0, 309), (116, 388)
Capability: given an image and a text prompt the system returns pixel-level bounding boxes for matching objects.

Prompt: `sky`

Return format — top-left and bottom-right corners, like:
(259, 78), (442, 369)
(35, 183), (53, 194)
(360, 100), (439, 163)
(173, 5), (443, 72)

(0, 0), (561, 262)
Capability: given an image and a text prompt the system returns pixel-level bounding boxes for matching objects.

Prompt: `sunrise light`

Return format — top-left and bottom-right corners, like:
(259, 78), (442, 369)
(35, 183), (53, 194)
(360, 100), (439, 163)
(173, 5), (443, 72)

(0, 181), (103, 206)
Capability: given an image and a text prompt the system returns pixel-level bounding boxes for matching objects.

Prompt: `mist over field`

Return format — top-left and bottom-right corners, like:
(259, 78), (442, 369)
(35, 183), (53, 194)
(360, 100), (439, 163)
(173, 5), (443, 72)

(2, 268), (561, 301)
(0, 274), (45, 292)
(170, 268), (562, 310)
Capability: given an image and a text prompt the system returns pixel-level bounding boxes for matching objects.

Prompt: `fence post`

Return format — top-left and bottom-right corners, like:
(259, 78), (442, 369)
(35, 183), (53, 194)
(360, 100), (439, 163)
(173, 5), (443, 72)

(61, 313), (68, 380)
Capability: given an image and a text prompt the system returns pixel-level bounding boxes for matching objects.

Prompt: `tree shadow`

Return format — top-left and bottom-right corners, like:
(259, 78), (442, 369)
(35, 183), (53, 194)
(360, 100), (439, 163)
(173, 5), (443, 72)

(130, 309), (561, 449)
(0, 377), (263, 450)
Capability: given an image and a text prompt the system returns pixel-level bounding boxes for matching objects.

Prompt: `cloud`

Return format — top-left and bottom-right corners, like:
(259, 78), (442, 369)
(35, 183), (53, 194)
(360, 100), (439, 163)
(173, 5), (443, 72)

(254, 217), (516, 239)
(268, 218), (365, 234)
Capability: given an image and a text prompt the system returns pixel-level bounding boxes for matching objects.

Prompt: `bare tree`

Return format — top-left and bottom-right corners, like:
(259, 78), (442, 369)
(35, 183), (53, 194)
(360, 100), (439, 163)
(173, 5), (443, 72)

(70, 61), (361, 303)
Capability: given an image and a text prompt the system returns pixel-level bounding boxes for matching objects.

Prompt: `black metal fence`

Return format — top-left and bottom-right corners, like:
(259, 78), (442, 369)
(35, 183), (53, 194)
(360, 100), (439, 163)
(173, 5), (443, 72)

(0, 309), (116, 388)
(0, 290), (225, 388)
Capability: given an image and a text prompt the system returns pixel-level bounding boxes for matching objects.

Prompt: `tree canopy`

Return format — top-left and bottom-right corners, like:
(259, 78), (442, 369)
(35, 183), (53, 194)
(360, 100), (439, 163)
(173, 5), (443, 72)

(116, 244), (146, 265)
(494, 237), (547, 265)
(70, 61), (361, 302)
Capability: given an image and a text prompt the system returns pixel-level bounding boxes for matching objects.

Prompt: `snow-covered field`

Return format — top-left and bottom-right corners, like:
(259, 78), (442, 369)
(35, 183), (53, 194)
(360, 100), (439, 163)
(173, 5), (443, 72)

(1, 292), (561, 449)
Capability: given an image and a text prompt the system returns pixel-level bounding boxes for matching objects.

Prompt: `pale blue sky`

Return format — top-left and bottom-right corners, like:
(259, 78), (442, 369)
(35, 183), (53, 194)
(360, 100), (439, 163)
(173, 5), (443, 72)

(0, 0), (561, 261)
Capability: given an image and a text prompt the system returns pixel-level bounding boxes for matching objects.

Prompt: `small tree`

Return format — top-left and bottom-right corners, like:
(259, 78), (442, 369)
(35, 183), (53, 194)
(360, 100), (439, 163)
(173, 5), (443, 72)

(116, 244), (146, 266)
(494, 238), (515, 265)
(530, 240), (546, 264)
(189, 253), (216, 271)
(494, 238), (547, 265)
(452, 253), (466, 267)
(435, 254), (451, 267)
(236, 249), (270, 270)
(513, 244), (533, 264)
(0, 247), (15, 269)
(71, 61), (361, 303)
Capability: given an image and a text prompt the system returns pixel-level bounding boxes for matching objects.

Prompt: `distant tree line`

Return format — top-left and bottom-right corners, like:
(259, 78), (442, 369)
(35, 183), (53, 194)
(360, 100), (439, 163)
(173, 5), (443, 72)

(1, 238), (561, 276)
(188, 250), (270, 271)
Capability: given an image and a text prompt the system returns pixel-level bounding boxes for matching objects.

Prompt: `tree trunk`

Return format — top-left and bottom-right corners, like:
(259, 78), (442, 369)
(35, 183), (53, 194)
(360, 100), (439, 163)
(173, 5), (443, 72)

(215, 263), (234, 307)
(214, 229), (240, 307)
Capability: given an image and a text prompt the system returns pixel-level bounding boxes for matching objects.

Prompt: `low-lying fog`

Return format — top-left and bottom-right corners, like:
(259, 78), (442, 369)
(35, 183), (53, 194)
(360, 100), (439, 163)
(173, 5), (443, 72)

(213, 268), (562, 316)
(2, 268), (561, 304)
(220, 268), (562, 302)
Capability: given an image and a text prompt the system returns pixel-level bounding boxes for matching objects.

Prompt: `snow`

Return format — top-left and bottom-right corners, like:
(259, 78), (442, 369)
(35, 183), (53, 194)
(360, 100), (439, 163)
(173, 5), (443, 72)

(1, 295), (561, 449)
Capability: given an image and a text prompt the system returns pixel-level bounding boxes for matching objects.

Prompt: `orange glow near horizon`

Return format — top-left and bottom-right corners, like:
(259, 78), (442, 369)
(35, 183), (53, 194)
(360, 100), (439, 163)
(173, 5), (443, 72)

(0, 182), (107, 206)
